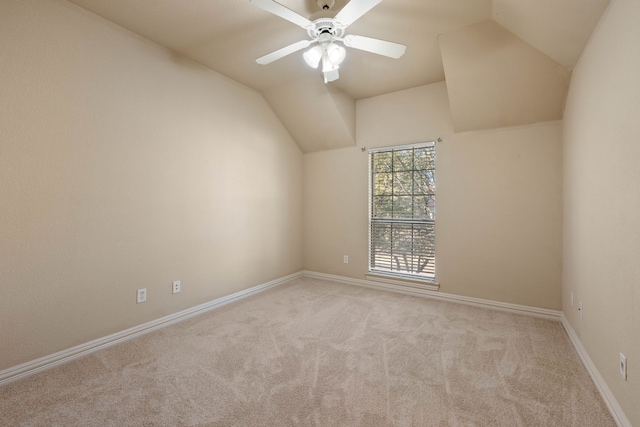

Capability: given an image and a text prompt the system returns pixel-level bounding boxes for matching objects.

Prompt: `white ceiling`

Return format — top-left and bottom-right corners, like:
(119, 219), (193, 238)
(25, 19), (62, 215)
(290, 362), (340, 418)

(67, 0), (610, 151)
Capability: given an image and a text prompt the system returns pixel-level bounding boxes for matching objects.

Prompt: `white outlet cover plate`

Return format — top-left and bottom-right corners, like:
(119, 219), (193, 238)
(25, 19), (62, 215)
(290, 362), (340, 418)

(620, 353), (627, 380)
(137, 288), (147, 303)
(578, 302), (583, 318)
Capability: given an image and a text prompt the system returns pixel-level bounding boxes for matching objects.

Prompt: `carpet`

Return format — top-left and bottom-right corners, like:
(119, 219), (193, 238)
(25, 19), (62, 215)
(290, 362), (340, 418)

(0, 277), (615, 426)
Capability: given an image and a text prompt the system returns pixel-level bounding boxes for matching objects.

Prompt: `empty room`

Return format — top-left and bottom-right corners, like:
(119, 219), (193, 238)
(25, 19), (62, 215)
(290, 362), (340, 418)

(1, 0), (638, 425)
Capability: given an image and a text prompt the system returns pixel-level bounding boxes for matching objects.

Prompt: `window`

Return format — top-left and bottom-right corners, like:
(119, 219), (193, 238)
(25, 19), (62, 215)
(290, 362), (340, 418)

(369, 142), (436, 281)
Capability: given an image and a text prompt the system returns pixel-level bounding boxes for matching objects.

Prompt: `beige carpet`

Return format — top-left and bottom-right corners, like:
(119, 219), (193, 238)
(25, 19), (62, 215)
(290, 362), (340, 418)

(0, 277), (615, 426)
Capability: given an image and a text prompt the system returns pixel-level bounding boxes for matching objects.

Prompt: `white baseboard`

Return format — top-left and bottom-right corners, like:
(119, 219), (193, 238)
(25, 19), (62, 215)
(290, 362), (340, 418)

(306, 271), (630, 424)
(0, 271), (303, 387)
(303, 270), (562, 321)
(5, 270), (627, 427)
(561, 315), (631, 427)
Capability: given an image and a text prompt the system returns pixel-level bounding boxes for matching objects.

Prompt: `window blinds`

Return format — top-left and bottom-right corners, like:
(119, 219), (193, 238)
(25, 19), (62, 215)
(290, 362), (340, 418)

(369, 142), (435, 280)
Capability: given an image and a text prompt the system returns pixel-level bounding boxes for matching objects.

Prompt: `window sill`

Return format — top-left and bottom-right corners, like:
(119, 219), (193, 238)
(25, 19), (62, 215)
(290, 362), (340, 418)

(365, 273), (440, 292)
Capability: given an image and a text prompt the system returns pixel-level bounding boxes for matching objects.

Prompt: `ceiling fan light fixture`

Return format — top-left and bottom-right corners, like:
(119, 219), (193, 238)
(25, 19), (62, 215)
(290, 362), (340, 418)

(303, 45), (323, 68)
(323, 66), (340, 83)
(322, 56), (339, 73)
(321, 45), (341, 83)
(326, 43), (346, 66)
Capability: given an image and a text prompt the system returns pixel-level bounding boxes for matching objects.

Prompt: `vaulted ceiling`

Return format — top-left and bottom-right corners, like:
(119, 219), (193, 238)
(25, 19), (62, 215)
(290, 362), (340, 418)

(67, 0), (610, 152)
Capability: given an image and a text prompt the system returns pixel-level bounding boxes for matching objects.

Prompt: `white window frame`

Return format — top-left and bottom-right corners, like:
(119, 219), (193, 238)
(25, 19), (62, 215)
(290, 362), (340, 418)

(368, 142), (436, 283)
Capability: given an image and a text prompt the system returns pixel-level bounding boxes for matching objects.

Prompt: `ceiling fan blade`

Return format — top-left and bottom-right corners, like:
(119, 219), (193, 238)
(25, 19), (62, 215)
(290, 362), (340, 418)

(250, 0), (313, 28)
(343, 34), (406, 59)
(256, 40), (312, 65)
(334, 0), (383, 27)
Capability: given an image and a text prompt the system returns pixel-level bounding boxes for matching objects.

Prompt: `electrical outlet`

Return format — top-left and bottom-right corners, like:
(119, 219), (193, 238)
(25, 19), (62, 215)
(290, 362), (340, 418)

(343, 255), (349, 264)
(578, 301), (583, 318)
(137, 288), (147, 304)
(620, 353), (627, 380)
(172, 280), (181, 294)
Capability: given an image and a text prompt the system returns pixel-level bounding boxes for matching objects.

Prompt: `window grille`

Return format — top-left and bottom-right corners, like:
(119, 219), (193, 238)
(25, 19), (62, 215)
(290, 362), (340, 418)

(369, 142), (435, 281)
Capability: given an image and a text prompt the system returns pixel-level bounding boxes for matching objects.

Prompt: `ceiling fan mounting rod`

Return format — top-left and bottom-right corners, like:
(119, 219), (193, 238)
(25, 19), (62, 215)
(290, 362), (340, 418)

(317, 0), (335, 10)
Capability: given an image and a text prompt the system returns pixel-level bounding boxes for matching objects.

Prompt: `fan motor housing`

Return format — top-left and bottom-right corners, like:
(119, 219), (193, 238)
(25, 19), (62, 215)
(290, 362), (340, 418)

(307, 18), (344, 39)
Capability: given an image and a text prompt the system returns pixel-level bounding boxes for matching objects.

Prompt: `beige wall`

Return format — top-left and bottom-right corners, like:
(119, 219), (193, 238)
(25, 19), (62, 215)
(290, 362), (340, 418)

(439, 20), (570, 133)
(563, 0), (640, 424)
(304, 82), (562, 310)
(8, 8), (634, 422)
(303, 83), (453, 279)
(0, 0), (303, 370)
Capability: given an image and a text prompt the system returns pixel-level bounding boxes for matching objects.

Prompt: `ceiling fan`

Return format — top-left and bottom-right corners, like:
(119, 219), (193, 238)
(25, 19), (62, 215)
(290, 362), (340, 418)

(250, 0), (406, 83)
